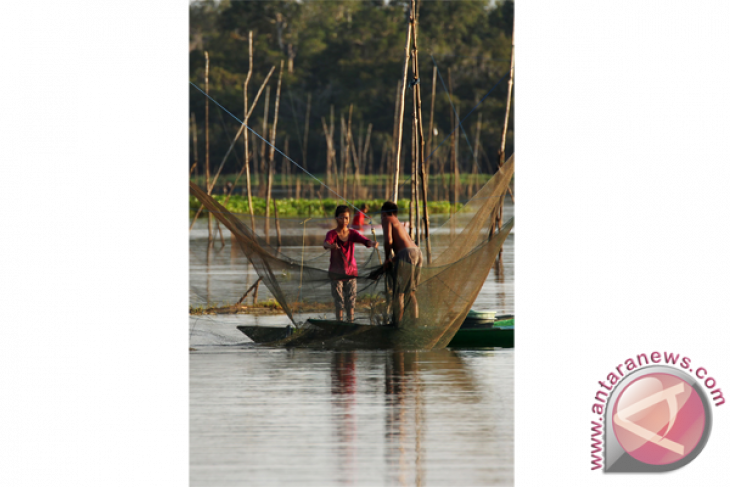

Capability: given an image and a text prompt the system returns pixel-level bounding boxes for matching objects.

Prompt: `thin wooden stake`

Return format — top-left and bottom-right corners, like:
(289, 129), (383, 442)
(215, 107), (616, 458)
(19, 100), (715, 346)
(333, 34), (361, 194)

(190, 113), (199, 176)
(259, 86), (270, 196)
(412, 0), (429, 258)
(426, 64), (437, 168)
(492, 23), (515, 255)
(190, 64), (274, 232)
(392, 10), (412, 202)
(390, 80), (402, 199)
(273, 198), (282, 249)
(205, 51), (212, 241)
(303, 92), (311, 171)
(265, 61), (284, 244)
(235, 277), (263, 305)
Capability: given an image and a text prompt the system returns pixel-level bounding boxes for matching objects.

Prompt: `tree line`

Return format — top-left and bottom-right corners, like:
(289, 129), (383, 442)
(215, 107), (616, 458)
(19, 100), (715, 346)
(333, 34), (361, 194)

(189, 0), (514, 190)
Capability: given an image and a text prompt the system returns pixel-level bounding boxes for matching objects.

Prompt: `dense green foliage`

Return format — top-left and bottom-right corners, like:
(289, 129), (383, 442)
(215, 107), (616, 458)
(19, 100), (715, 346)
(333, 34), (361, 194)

(190, 0), (513, 184)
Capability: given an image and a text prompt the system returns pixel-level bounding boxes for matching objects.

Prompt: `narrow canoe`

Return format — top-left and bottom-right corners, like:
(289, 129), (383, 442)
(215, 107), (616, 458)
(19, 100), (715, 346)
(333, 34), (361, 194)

(236, 317), (514, 349)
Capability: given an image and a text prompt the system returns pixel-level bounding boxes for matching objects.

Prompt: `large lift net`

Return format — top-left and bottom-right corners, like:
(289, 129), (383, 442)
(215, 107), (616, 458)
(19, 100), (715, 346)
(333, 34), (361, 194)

(191, 155), (514, 349)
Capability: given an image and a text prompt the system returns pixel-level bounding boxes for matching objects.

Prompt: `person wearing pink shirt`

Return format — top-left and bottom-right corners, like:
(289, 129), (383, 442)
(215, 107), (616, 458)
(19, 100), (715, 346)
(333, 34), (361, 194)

(323, 205), (378, 322)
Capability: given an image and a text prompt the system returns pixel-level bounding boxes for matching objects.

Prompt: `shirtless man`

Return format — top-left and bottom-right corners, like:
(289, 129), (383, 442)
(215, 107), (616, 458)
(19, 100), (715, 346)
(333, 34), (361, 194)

(380, 201), (423, 323)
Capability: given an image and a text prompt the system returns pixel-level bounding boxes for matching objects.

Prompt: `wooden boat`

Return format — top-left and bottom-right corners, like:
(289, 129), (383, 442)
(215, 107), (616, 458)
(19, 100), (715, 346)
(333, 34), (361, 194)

(236, 315), (514, 349)
(447, 319), (513, 348)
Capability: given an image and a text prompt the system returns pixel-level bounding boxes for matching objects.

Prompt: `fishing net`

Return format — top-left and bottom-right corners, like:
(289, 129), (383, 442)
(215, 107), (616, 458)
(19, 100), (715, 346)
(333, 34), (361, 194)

(190, 155), (514, 350)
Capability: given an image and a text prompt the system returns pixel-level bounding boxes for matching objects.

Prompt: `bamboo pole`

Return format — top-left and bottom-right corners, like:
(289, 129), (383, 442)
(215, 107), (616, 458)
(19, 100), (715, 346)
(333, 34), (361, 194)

(350, 132), (360, 199)
(299, 217), (313, 302)
(243, 32), (255, 230)
(284, 136), (290, 196)
(190, 113), (198, 176)
(492, 24), (515, 257)
(252, 131), (259, 180)
(468, 111), (482, 200)
(390, 80), (401, 199)
(446, 68), (452, 241)
(330, 105), (335, 184)
(322, 116), (333, 188)
(235, 277), (262, 305)
(332, 128), (340, 195)
(409, 114), (415, 241)
(363, 123), (373, 175)
(265, 61), (284, 244)
(426, 65), (437, 168)
(345, 106), (358, 197)
(454, 105), (460, 225)
(346, 107), (353, 198)
(205, 51), (212, 241)
(411, 2), (428, 256)
(392, 8), (412, 203)
(409, 3), (418, 242)
(499, 28), (515, 167)
(380, 145), (386, 188)
(340, 114), (347, 200)
(220, 42), (273, 229)
(259, 86), (270, 196)
(190, 64), (275, 231)
(273, 198), (282, 249)
(357, 121), (364, 168)
(303, 92), (311, 171)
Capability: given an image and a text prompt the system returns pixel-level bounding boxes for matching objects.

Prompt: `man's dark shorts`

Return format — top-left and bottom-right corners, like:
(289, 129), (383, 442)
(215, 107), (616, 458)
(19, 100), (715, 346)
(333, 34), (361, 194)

(394, 247), (422, 294)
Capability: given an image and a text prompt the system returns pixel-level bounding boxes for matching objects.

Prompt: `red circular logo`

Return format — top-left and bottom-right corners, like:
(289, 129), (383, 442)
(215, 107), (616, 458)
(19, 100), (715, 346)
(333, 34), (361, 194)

(612, 373), (706, 465)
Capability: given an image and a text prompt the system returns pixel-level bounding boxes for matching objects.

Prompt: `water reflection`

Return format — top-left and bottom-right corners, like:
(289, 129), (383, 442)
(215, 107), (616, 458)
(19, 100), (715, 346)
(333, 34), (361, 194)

(190, 346), (512, 486)
(384, 352), (425, 487)
(321, 350), (496, 487)
(331, 352), (358, 483)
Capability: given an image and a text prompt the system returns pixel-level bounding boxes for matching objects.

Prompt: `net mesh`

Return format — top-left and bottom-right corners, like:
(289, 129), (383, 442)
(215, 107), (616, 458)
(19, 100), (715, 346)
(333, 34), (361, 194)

(190, 155), (514, 349)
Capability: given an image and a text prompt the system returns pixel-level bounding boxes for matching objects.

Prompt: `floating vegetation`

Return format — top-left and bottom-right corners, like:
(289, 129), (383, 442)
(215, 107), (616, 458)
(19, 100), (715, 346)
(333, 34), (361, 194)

(189, 299), (284, 315)
(190, 195), (461, 219)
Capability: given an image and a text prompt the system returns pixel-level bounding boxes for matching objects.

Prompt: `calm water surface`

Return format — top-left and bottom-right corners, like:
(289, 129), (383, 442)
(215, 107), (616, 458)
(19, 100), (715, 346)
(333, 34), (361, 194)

(190, 347), (513, 486)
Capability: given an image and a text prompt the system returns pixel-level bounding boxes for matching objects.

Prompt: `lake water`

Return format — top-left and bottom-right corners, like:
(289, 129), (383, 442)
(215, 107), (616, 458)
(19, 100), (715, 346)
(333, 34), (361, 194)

(190, 348), (513, 486)
(190, 205), (514, 486)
